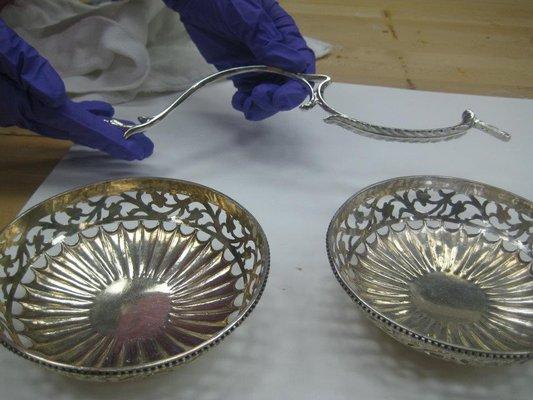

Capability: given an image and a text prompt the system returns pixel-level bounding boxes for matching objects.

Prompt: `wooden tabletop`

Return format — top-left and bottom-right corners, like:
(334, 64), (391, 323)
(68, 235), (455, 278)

(1, 0), (532, 229)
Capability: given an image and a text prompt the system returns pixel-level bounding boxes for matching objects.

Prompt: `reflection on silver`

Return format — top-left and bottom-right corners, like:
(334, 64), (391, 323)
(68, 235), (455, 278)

(108, 65), (511, 142)
(327, 176), (532, 365)
(22, 226), (241, 368)
(0, 178), (269, 380)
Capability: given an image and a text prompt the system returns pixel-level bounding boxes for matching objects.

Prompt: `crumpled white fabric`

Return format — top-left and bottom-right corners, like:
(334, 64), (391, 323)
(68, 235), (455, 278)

(1, 0), (332, 104)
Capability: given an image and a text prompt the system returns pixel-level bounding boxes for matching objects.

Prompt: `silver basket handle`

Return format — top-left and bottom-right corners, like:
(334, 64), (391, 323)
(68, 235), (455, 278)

(108, 65), (511, 143)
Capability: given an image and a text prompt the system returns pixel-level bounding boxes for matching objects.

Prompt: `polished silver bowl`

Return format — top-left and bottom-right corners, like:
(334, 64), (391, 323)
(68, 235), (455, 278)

(0, 178), (269, 380)
(327, 176), (532, 365)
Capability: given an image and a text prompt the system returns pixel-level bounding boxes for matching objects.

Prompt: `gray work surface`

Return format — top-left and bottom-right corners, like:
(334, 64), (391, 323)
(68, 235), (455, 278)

(1, 81), (532, 400)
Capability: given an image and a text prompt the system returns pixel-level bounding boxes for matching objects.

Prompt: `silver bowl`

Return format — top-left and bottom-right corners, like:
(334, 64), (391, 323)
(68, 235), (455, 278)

(0, 178), (269, 380)
(327, 176), (532, 365)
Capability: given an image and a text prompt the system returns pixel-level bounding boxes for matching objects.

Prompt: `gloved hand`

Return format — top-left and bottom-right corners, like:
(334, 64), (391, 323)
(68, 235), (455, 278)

(163, 0), (316, 121)
(0, 20), (153, 161)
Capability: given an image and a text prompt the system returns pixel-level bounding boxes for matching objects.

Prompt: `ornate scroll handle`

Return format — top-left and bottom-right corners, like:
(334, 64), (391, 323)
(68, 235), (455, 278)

(108, 65), (511, 142)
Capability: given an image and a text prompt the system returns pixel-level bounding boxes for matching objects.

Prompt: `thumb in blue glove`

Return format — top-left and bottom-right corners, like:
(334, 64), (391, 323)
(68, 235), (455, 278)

(0, 19), (153, 161)
(163, 0), (316, 121)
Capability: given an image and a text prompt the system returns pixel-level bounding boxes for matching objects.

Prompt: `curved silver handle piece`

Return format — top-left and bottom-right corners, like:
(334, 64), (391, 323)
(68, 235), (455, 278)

(109, 65), (511, 142)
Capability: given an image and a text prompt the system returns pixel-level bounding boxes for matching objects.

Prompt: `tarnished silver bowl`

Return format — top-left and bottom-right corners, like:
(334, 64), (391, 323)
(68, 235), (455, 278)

(0, 178), (269, 380)
(327, 176), (532, 365)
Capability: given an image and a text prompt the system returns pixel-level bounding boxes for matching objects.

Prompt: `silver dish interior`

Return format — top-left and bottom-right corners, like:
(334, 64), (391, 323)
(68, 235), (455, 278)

(327, 176), (532, 365)
(0, 178), (269, 380)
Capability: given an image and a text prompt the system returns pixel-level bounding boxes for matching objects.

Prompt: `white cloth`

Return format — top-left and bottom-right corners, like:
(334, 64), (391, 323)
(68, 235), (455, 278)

(1, 0), (215, 103)
(1, 0), (332, 104)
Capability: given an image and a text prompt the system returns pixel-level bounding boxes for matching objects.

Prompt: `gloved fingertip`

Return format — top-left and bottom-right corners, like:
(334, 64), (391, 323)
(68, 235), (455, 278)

(134, 134), (155, 159)
(231, 90), (248, 112)
(249, 83), (278, 111)
(116, 133), (154, 161)
(242, 98), (277, 121)
(272, 81), (309, 111)
(241, 97), (259, 121)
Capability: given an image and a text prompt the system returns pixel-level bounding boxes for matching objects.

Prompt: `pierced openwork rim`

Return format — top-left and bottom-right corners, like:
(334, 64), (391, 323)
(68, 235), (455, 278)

(0, 177), (270, 378)
(326, 175), (532, 362)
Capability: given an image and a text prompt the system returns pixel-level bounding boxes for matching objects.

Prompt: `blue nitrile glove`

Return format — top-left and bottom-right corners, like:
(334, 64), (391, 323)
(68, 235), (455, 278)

(163, 0), (316, 121)
(0, 20), (153, 161)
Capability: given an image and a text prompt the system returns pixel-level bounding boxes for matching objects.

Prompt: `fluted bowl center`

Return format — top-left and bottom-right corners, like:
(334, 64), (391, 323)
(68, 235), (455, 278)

(409, 272), (488, 323)
(91, 278), (172, 341)
(16, 224), (249, 371)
